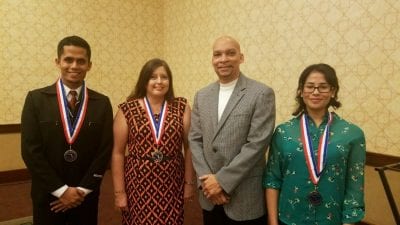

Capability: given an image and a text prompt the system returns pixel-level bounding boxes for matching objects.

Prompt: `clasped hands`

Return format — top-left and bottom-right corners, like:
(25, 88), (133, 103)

(50, 187), (85, 213)
(199, 174), (230, 205)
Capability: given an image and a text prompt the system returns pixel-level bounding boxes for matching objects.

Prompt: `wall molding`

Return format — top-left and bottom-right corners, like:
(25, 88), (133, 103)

(0, 168), (30, 184)
(0, 124), (20, 134)
(357, 222), (374, 225)
(366, 152), (400, 167)
(0, 152), (398, 184)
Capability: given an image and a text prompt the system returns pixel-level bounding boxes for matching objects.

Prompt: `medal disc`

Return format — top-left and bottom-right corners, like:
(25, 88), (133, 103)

(308, 191), (323, 206)
(151, 150), (164, 163)
(64, 149), (78, 162)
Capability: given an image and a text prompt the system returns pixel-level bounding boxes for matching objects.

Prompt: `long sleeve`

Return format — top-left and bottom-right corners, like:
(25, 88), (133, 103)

(189, 92), (212, 183)
(263, 127), (284, 190)
(342, 127), (366, 223)
(21, 91), (64, 193)
(79, 96), (113, 190)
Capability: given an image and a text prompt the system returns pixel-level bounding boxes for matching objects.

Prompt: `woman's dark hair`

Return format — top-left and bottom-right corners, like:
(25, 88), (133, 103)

(292, 63), (341, 116)
(127, 58), (175, 101)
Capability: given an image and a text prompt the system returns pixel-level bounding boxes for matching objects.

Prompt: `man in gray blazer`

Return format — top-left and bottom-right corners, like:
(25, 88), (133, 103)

(189, 36), (276, 224)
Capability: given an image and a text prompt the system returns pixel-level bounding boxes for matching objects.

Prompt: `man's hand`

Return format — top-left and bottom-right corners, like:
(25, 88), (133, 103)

(50, 187), (85, 213)
(199, 174), (230, 205)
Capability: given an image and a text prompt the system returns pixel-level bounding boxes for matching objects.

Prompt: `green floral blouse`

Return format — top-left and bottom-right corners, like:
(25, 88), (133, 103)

(263, 113), (366, 225)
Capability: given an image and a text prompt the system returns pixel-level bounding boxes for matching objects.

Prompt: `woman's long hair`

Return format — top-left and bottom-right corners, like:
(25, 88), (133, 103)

(127, 58), (175, 101)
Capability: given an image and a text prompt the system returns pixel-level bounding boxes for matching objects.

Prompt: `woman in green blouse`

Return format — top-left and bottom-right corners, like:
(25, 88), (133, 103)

(263, 63), (366, 225)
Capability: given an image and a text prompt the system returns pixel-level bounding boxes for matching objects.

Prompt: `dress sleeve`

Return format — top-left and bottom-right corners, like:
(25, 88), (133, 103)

(263, 126), (284, 189)
(342, 126), (366, 223)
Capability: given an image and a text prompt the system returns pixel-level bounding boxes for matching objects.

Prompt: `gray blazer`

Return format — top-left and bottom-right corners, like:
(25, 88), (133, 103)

(189, 74), (276, 221)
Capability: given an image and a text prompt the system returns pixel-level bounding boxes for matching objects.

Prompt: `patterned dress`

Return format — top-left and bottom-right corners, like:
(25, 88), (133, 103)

(119, 97), (187, 225)
(263, 112), (366, 225)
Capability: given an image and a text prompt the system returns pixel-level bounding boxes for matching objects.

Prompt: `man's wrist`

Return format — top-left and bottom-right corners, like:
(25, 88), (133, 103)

(51, 185), (68, 198)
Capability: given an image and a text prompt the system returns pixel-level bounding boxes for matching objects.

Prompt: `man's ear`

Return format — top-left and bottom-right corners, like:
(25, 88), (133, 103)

(87, 61), (92, 71)
(55, 58), (60, 67)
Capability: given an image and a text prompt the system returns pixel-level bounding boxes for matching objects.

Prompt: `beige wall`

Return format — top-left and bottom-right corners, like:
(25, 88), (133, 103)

(0, 0), (163, 124)
(1, 1), (400, 224)
(364, 166), (400, 225)
(163, 0), (400, 157)
(2, 0), (399, 156)
(0, 133), (24, 170)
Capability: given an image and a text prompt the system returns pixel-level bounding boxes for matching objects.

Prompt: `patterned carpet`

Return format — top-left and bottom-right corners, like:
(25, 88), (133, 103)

(0, 216), (32, 225)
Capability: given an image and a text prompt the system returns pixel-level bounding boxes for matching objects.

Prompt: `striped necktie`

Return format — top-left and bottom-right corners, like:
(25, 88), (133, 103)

(68, 90), (78, 111)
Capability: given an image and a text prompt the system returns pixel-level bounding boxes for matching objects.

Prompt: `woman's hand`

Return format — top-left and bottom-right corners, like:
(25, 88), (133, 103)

(114, 191), (128, 211)
(184, 183), (196, 203)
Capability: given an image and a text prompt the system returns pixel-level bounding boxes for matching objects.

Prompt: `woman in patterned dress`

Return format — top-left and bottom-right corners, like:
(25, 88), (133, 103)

(263, 63), (366, 225)
(111, 58), (196, 225)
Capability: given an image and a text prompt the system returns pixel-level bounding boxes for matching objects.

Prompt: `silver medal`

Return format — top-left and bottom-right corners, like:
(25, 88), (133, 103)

(64, 149), (78, 162)
(151, 150), (164, 163)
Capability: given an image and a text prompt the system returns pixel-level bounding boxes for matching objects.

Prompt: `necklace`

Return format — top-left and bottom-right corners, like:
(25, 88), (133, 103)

(153, 113), (160, 122)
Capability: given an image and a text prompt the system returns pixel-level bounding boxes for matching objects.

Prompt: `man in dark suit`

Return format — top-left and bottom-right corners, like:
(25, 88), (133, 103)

(21, 35), (113, 225)
(189, 36), (276, 224)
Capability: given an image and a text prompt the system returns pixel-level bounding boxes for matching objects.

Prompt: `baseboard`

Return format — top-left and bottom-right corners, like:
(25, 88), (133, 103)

(366, 152), (400, 167)
(0, 152), (399, 184)
(0, 169), (30, 184)
(0, 124), (20, 134)
(357, 221), (375, 225)
(0, 216), (32, 225)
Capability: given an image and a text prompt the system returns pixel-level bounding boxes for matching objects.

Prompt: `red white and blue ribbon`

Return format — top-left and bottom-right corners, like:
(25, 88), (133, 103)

(56, 79), (88, 144)
(143, 97), (167, 145)
(300, 112), (333, 184)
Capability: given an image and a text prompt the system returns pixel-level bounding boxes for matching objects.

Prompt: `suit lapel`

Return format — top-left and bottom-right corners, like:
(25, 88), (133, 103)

(208, 82), (220, 133)
(41, 84), (63, 119)
(212, 75), (247, 141)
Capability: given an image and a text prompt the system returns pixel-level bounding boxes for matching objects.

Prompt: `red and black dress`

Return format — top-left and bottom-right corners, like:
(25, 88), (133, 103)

(119, 97), (187, 225)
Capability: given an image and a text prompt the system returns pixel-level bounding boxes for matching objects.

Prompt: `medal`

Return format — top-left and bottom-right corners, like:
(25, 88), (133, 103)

(151, 149), (164, 163)
(56, 79), (88, 162)
(300, 112), (333, 206)
(308, 190), (323, 206)
(64, 148), (78, 162)
(144, 97), (168, 163)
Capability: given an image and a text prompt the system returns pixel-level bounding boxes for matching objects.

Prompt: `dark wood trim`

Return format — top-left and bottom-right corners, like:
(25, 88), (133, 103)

(0, 124), (21, 134)
(366, 152), (400, 167)
(0, 152), (398, 184)
(0, 168), (30, 184)
(357, 222), (374, 225)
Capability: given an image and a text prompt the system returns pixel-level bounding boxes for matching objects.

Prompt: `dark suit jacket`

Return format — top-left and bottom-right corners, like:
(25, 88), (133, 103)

(21, 83), (113, 204)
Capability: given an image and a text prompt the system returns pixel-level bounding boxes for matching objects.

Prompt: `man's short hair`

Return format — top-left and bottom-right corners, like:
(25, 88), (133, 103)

(57, 35), (91, 60)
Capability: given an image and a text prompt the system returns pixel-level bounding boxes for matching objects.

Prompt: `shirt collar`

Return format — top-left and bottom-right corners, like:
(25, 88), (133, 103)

(63, 84), (82, 97)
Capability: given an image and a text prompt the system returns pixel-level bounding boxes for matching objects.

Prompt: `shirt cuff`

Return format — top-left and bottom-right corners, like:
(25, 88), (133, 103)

(51, 185), (68, 198)
(77, 187), (92, 196)
(51, 185), (93, 198)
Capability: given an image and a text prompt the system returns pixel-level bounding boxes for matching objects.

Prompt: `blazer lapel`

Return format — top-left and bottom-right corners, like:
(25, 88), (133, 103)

(208, 82), (220, 132)
(41, 83), (62, 118)
(213, 75), (247, 141)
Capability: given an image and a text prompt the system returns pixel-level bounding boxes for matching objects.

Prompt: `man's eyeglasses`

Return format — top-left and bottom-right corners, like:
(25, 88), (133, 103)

(303, 85), (332, 93)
